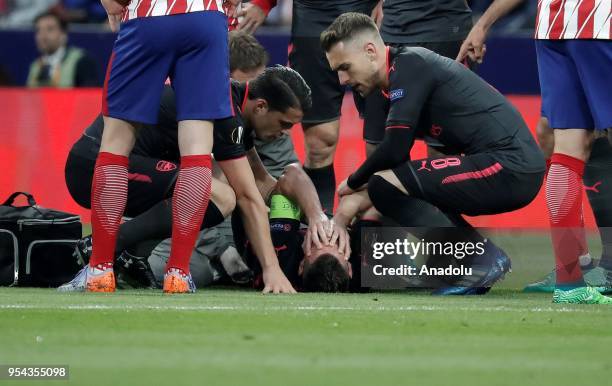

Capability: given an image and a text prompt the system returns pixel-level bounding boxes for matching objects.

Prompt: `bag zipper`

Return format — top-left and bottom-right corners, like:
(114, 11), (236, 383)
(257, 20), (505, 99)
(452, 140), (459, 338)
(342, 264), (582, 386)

(17, 216), (80, 231)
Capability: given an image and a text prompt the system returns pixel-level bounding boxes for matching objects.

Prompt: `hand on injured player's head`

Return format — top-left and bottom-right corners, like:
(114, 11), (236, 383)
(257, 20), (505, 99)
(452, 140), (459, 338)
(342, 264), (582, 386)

(303, 214), (331, 255)
(302, 223), (351, 264)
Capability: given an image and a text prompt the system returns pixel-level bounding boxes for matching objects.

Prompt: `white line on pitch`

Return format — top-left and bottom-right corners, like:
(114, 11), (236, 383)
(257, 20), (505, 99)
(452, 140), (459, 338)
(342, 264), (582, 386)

(0, 303), (598, 313)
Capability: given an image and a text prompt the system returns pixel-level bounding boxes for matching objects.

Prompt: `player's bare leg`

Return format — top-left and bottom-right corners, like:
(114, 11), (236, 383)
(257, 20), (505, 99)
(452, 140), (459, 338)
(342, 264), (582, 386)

(303, 120), (340, 214)
(536, 117), (554, 159)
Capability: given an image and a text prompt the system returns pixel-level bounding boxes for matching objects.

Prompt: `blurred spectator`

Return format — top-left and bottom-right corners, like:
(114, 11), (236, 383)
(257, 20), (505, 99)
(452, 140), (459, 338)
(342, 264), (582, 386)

(0, 0), (57, 28)
(27, 11), (99, 88)
(61, 0), (107, 23)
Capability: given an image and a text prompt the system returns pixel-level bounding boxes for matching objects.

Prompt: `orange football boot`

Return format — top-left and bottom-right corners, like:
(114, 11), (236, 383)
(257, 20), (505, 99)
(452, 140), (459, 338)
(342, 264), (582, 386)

(163, 268), (196, 293)
(86, 264), (116, 293)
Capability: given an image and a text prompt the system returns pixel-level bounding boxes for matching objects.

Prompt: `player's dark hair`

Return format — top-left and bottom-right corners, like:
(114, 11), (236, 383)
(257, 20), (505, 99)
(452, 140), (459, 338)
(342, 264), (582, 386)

(302, 254), (350, 293)
(229, 31), (269, 73)
(34, 11), (68, 32)
(248, 65), (312, 113)
(320, 12), (378, 52)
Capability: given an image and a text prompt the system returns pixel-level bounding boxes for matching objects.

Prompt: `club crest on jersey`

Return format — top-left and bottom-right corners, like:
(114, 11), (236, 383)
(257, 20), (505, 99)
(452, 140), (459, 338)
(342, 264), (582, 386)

(430, 124), (443, 137)
(156, 161), (177, 172)
(232, 126), (244, 144)
(389, 89), (404, 101)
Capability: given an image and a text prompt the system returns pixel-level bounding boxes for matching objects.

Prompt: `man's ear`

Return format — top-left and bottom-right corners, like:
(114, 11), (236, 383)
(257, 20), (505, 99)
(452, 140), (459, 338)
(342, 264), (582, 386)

(365, 42), (377, 61)
(255, 98), (269, 114)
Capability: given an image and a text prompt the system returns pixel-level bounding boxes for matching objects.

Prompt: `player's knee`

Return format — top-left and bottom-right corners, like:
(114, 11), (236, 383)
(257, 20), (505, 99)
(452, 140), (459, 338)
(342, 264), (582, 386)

(536, 117), (554, 158)
(280, 163), (302, 179)
(276, 163), (303, 196)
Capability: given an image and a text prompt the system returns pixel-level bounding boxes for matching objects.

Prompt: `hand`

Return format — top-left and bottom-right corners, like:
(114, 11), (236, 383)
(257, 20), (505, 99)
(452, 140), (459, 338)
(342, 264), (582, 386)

(100, 0), (125, 32)
(337, 178), (356, 197)
(456, 24), (488, 64)
(329, 219), (351, 259)
(262, 264), (297, 294)
(370, 0), (383, 28)
(223, 0), (243, 17)
(237, 2), (266, 33)
(304, 214), (331, 255)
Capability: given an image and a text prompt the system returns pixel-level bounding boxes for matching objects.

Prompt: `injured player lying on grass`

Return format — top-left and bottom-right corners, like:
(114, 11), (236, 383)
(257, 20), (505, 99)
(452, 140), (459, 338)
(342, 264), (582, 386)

(62, 162), (353, 293)
(86, 169), (521, 294)
(60, 66), (325, 294)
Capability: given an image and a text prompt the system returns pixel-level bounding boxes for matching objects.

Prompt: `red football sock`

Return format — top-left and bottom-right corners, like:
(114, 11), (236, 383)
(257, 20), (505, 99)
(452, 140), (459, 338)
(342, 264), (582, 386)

(546, 153), (586, 286)
(90, 152), (129, 267)
(166, 155), (212, 274)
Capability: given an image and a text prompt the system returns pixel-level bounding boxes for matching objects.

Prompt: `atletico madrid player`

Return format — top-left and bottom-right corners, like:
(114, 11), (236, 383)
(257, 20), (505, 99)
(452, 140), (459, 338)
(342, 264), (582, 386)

(535, 0), (612, 304)
(459, 0), (612, 303)
(88, 0), (241, 294)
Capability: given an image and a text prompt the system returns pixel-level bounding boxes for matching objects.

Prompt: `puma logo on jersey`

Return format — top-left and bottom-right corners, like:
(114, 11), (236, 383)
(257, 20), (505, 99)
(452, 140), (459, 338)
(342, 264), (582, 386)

(585, 181), (602, 193)
(417, 160), (431, 172)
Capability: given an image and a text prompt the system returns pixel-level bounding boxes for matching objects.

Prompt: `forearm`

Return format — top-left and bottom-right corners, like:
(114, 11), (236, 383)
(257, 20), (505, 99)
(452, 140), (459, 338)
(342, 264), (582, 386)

(277, 164), (326, 223)
(236, 193), (279, 269)
(220, 156), (280, 270)
(334, 190), (372, 228)
(474, 0), (525, 31)
(348, 128), (414, 189)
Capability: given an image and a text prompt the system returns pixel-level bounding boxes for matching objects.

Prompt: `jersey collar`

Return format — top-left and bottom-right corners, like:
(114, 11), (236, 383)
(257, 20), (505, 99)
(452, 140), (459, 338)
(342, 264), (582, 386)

(381, 46), (391, 99)
(240, 81), (250, 114)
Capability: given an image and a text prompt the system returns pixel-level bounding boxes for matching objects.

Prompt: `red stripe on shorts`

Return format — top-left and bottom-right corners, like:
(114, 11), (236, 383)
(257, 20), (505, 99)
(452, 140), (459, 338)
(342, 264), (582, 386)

(441, 162), (503, 185)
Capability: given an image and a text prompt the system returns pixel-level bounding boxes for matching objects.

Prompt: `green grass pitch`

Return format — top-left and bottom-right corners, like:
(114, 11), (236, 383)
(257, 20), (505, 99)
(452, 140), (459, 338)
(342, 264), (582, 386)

(1, 229), (611, 385)
(1, 288), (612, 386)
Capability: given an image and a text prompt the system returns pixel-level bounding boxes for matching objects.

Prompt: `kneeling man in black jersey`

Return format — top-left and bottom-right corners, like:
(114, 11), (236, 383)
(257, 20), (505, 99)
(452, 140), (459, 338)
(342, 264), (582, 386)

(321, 13), (546, 295)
